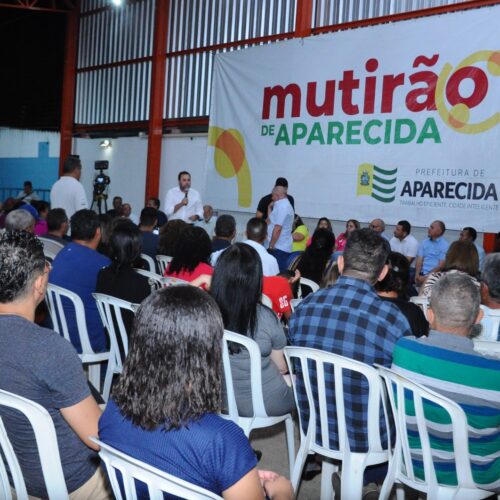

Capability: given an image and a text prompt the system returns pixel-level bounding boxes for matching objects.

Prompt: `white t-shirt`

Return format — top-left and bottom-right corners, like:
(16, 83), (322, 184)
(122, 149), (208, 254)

(390, 234), (419, 260)
(164, 186), (203, 223)
(268, 197), (294, 252)
(242, 239), (279, 276)
(50, 176), (88, 219)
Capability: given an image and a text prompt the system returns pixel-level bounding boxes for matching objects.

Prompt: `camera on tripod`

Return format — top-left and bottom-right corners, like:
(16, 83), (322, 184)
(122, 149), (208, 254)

(91, 161), (111, 214)
(93, 161), (111, 196)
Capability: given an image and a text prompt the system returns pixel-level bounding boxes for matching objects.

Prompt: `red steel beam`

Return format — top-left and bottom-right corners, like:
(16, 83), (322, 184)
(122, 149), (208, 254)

(295, 0), (313, 38)
(144, 0), (169, 201)
(59, 3), (79, 174)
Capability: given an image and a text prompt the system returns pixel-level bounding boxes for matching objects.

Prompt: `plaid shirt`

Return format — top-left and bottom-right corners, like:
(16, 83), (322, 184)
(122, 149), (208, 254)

(289, 275), (412, 452)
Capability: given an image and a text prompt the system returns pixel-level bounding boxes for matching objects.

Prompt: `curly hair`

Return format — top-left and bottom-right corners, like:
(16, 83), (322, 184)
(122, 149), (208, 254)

(112, 286), (224, 430)
(168, 225), (212, 274)
(0, 231), (45, 303)
(158, 219), (188, 256)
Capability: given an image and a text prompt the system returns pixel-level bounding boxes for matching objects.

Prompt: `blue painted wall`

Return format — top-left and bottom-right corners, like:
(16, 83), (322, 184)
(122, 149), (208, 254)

(0, 142), (59, 190)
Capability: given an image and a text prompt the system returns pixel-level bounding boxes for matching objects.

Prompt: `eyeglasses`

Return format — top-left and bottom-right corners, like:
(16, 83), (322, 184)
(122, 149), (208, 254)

(369, 224), (380, 229)
(44, 259), (52, 273)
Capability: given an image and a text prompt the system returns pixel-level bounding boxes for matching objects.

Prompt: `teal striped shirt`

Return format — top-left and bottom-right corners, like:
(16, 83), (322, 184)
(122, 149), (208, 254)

(392, 331), (500, 491)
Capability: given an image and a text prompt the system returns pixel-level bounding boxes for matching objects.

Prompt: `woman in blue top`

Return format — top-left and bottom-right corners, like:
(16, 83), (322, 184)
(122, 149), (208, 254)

(98, 285), (293, 499)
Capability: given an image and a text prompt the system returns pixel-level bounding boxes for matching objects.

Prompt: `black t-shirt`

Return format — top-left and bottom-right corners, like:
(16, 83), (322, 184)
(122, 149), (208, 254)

(96, 266), (151, 335)
(380, 296), (429, 338)
(257, 193), (295, 216)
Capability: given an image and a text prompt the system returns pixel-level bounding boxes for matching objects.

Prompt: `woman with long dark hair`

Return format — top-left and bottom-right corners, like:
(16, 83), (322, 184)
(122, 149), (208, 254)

(163, 225), (213, 282)
(98, 286), (293, 499)
(210, 243), (295, 417)
(96, 220), (151, 331)
(297, 228), (336, 287)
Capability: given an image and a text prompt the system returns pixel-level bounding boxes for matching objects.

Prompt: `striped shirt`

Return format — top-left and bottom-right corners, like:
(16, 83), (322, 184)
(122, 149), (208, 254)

(392, 331), (500, 491)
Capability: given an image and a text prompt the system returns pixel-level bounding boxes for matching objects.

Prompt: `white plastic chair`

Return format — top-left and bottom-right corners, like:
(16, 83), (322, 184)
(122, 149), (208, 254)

(93, 293), (138, 401)
(410, 296), (430, 320)
(90, 437), (222, 499)
(45, 283), (110, 398)
(139, 253), (156, 273)
(478, 305), (500, 341)
(156, 254), (173, 275)
(161, 276), (192, 287)
(376, 365), (494, 500)
(0, 390), (67, 500)
(221, 330), (295, 477)
(38, 236), (65, 261)
(134, 268), (164, 290)
(473, 339), (500, 359)
(290, 298), (302, 312)
(297, 277), (319, 299)
(284, 346), (389, 499)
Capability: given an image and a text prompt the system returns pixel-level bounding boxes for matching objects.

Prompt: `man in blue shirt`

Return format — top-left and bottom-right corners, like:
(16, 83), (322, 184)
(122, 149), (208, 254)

(289, 228), (412, 455)
(49, 209), (110, 353)
(414, 220), (449, 286)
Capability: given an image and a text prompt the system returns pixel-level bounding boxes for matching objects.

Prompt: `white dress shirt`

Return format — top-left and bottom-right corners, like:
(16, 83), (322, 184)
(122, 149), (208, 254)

(268, 197), (294, 252)
(50, 176), (89, 219)
(164, 186), (203, 223)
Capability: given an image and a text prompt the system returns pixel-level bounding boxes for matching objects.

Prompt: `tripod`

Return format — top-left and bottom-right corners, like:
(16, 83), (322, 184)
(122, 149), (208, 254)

(91, 193), (108, 214)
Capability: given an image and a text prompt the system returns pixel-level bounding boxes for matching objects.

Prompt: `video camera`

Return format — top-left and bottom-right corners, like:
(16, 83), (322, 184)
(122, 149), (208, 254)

(93, 160), (111, 196)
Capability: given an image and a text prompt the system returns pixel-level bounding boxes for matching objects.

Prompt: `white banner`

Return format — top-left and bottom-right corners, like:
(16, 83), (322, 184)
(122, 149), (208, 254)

(204, 6), (500, 231)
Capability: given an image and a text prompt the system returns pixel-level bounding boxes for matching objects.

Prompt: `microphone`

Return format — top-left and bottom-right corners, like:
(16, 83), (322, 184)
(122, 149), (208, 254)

(184, 189), (189, 199)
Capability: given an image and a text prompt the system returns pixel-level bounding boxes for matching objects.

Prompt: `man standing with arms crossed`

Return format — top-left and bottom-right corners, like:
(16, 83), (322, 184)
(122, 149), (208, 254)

(164, 171), (203, 223)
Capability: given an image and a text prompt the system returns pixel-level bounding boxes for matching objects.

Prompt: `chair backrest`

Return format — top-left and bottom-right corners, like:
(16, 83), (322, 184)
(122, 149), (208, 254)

(376, 365), (479, 492)
(284, 346), (386, 456)
(297, 277), (319, 299)
(139, 253), (156, 273)
(290, 298), (302, 312)
(261, 293), (273, 309)
(410, 296), (430, 320)
(472, 339), (500, 358)
(156, 254), (173, 275)
(93, 293), (138, 371)
(45, 283), (95, 354)
(222, 330), (267, 418)
(38, 237), (65, 260)
(478, 305), (500, 341)
(161, 276), (192, 287)
(91, 437), (222, 500)
(0, 390), (67, 500)
(134, 268), (164, 291)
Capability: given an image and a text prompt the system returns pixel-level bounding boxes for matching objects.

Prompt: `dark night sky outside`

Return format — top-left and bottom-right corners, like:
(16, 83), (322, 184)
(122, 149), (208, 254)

(0, 9), (66, 130)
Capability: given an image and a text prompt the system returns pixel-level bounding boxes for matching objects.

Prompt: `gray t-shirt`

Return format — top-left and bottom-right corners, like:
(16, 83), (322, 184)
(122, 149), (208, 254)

(225, 305), (294, 417)
(0, 315), (97, 497)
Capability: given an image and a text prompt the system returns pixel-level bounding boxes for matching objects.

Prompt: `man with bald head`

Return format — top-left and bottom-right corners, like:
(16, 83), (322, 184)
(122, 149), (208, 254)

(369, 218), (389, 240)
(414, 220), (449, 286)
(392, 273), (499, 492)
(266, 185), (294, 271)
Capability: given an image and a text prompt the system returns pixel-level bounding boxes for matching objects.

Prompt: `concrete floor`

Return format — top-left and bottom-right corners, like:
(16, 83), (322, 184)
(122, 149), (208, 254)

(249, 421), (322, 499)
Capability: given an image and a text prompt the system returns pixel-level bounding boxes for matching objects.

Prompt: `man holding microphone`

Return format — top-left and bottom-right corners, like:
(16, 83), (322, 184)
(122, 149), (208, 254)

(164, 171), (203, 223)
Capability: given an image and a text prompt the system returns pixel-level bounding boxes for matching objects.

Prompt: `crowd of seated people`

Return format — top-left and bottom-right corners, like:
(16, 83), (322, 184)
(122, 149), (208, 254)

(1, 187), (499, 498)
